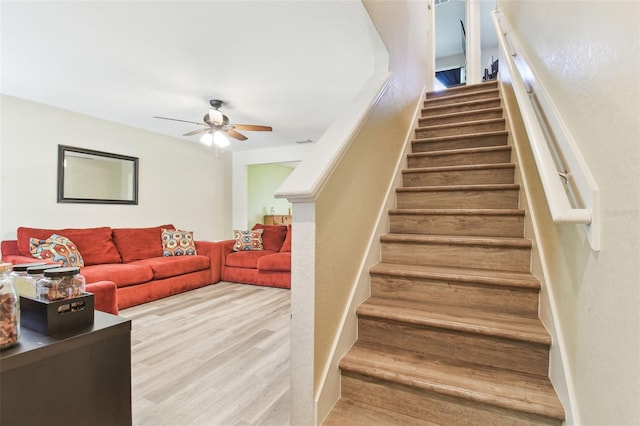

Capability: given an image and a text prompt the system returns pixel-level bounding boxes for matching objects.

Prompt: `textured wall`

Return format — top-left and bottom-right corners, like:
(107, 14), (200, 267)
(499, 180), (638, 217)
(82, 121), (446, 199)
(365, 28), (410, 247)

(499, 1), (640, 425)
(313, 0), (430, 421)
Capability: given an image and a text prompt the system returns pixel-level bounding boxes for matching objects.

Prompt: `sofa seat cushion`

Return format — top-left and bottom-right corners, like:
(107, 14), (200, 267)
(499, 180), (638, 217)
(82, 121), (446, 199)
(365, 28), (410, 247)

(129, 255), (210, 280)
(81, 263), (153, 288)
(112, 224), (175, 262)
(225, 250), (277, 269)
(18, 226), (121, 265)
(257, 252), (291, 272)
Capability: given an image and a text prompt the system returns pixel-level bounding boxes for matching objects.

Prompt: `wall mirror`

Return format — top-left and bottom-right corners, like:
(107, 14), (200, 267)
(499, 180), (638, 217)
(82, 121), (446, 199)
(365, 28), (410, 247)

(57, 145), (138, 204)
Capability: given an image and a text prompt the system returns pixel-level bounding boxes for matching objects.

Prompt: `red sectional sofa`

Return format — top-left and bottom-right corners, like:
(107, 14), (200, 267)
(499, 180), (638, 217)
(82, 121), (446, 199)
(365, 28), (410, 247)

(220, 224), (291, 289)
(1, 225), (222, 314)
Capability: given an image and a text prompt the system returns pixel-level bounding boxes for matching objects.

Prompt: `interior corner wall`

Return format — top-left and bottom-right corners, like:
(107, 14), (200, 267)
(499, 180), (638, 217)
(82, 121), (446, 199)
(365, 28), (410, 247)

(498, 2), (640, 425)
(231, 144), (312, 232)
(247, 163), (293, 228)
(0, 95), (232, 244)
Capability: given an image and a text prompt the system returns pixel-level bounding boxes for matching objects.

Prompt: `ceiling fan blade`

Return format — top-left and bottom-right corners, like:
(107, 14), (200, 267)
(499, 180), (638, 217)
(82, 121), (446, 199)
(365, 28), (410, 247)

(183, 127), (210, 137)
(225, 129), (248, 141)
(153, 116), (205, 126)
(231, 124), (273, 132)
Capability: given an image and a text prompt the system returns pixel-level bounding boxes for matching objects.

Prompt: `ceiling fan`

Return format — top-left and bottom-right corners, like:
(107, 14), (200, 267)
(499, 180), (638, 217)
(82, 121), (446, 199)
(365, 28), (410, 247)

(153, 99), (272, 144)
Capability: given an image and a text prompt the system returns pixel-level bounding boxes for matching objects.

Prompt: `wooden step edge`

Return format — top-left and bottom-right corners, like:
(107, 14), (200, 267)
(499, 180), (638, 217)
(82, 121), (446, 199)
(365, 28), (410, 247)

(357, 301), (550, 345)
(387, 209), (525, 217)
(411, 130), (508, 145)
(323, 398), (442, 426)
(369, 263), (540, 290)
(419, 107), (503, 122)
(416, 118), (506, 132)
(424, 89), (500, 104)
(407, 144), (511, 159)
(421, 98), (502, 114)
(340, 348), (565, 421)
(380, 233), (532, 249)
(396, 183), (520, 193)
(402, 163), (515, 174)
(389, 208), (525, 217)
(426, 81), (498, 98)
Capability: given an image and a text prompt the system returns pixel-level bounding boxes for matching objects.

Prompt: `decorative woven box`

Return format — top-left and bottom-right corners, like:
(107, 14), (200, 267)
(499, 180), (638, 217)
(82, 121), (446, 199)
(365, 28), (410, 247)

(20, 293), (94, 335)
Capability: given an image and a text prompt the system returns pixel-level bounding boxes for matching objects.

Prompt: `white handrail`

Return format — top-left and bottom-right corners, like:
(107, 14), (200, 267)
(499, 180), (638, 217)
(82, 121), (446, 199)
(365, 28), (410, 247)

(275, 72), (391, 203)
(492, 10), (600, 251)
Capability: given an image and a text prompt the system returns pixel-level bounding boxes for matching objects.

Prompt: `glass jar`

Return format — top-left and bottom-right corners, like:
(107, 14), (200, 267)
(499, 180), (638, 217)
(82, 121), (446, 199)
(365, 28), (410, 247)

(36, 267), (86, 302)
(0, 262), (20, 349)
(23, 264), (62, 299)
(10, 262), (46, 298)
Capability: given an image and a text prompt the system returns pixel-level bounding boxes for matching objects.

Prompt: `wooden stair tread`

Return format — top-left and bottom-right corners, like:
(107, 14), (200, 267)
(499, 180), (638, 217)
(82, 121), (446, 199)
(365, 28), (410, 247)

(323, 398), (440, 426)
(408, 145), (511, 159)
(389, 208), (525, 217)
(426, 81), (498, 98)
(397, 183), (519, 192)
(416, 117), (505, 132)
(421, 106), (503, 120)
(370, 262), (539, 289)
(411, 130), (508, 145)
(422, 98), (501, 114)
(358, 297), (550, 345)
(403, 163), (515, 174)
(340, 345), (565, 421)
(380, 233), (532, 248)
(424, 88), (499, 104)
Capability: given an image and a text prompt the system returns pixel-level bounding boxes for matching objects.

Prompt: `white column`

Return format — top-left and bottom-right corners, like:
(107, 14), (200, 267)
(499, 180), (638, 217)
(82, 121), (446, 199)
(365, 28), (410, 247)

(289, 201), (316, 425)
(466, 0), (482, 84)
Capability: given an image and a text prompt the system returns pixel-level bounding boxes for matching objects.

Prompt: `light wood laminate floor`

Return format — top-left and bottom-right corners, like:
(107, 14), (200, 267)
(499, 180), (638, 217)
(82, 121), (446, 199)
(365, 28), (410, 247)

(120, 282), (291, 426)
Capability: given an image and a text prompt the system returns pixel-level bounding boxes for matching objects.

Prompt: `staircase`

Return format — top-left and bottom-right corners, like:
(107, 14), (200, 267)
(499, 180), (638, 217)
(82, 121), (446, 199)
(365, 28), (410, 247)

(322, 81), (565, 425)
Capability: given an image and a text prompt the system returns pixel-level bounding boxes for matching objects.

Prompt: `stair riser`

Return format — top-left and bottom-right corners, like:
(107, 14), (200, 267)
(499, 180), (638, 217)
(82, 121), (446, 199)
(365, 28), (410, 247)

(389, 213), (524, 237)
(370, 274), (539, 317)
(423, 99), (502, 117)
(403, 167), (515, 186)
(426, 82), (498, 100)
(380, 240), (531, 272)
(412, 133), (508, 153)
(425, 90), (500, 107)
(358, 318), (549, 376)
(419, 109), (503, 126)
(396, 189), (520, 209)
(408, 150), (511, 168)
(341, 373), (561, 426)
(415, 120), (506, 139)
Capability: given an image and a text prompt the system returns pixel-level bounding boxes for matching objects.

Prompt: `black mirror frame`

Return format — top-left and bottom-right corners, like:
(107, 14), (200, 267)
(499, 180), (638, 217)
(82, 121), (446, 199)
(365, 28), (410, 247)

(57, 145), (139, 205)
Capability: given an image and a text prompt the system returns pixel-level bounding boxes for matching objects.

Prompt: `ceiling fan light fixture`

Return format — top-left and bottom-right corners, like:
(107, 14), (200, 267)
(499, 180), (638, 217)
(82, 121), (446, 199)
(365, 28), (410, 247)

(213, 131), (230, 147)
(208, 109), (224, 125)
(200, 132), (214, 146)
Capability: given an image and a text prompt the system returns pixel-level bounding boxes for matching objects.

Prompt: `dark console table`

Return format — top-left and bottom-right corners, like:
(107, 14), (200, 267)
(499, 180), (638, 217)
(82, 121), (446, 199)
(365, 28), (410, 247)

(0, 311), (132, 426)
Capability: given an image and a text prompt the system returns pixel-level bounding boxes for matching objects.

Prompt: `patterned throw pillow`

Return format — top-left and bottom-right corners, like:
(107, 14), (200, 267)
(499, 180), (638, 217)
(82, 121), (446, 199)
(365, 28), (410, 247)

(162, 229), (197, 256)
(29, 234), (85, 267)
(232, 229), (264, 252)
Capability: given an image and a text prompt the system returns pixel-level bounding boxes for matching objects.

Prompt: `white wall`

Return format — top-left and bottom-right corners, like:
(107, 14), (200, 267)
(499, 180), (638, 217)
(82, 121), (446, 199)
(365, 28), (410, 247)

(0, 95), (232, 244)
(499, 1), (640, 425)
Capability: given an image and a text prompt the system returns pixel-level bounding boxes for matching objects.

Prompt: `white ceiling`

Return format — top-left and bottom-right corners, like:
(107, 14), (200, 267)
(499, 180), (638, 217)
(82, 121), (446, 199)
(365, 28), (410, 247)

(1, 1), (382, 152)
(2, 1), (499, 153)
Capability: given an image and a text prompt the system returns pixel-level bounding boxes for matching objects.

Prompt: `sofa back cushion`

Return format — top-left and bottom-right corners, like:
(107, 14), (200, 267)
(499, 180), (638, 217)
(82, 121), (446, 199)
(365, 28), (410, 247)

(112, 224), (175, 262)
(251, 224), (288, 251)
(17, 226), (122, 266)
(280, 225), (292, 252)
